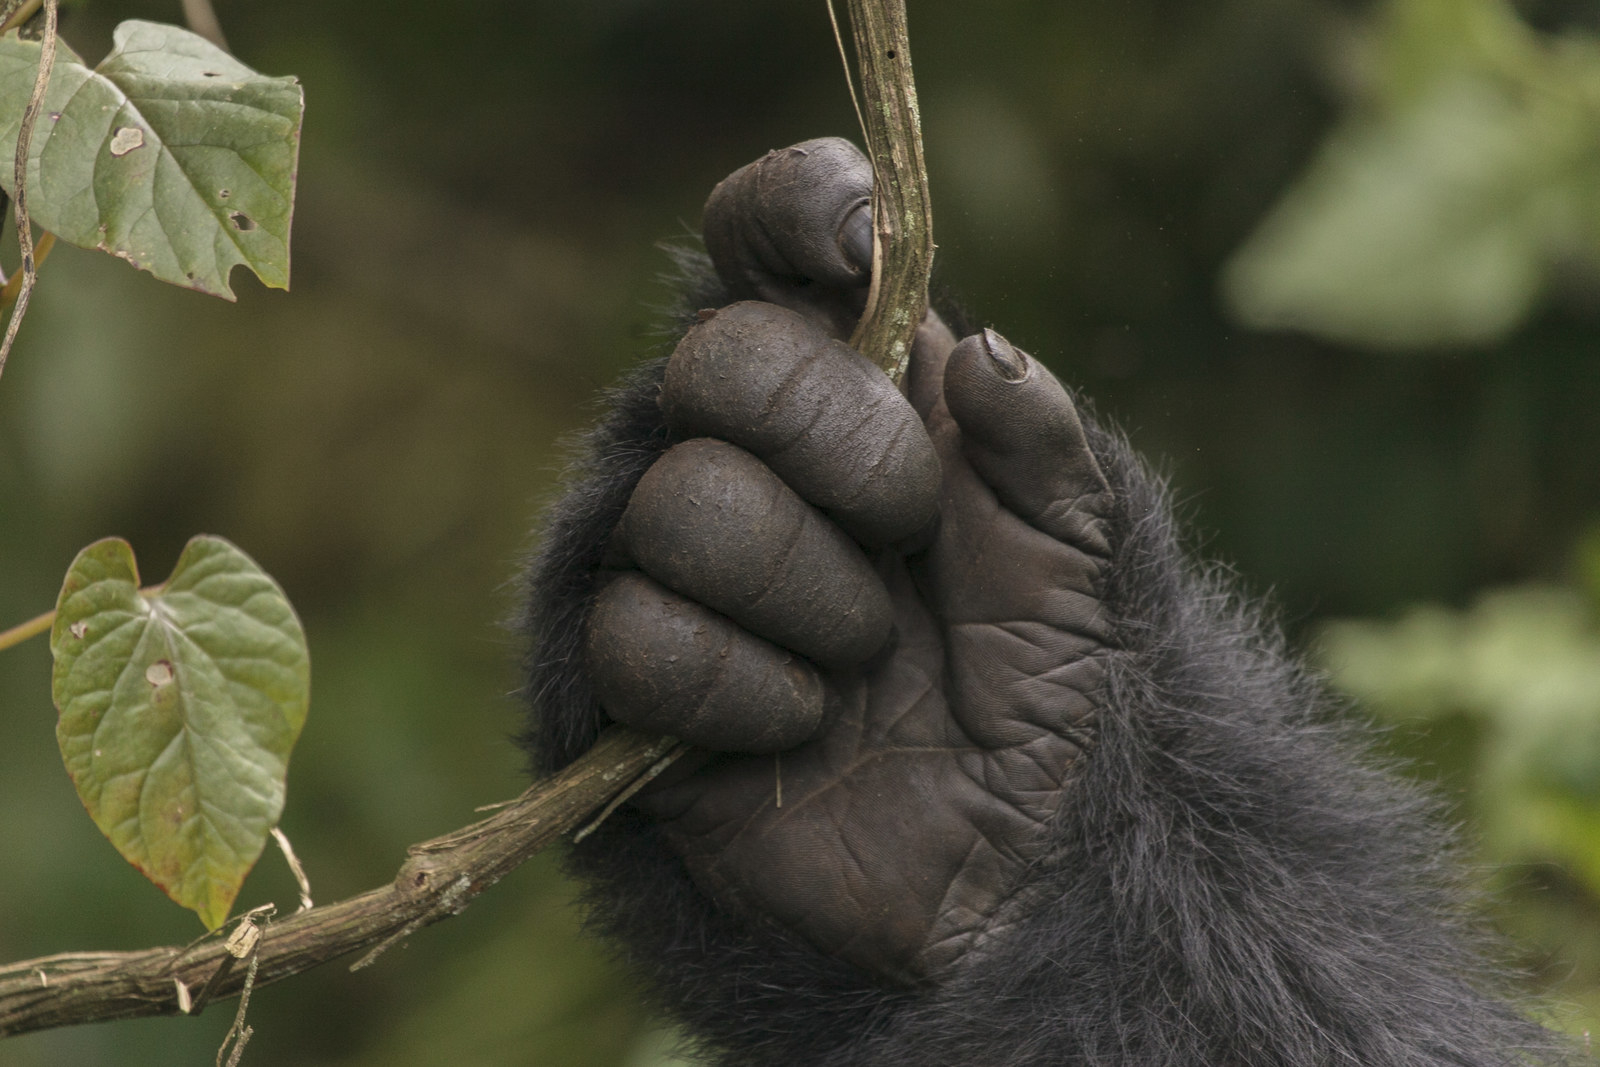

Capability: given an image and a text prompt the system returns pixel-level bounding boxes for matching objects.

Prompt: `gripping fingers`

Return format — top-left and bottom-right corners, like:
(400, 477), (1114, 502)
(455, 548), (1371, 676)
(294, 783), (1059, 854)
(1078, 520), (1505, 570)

(702, 137), (874, 340)
(619, 438), (893, 671)
(585, 573), (825, 753)
(664, 301), (940, 547)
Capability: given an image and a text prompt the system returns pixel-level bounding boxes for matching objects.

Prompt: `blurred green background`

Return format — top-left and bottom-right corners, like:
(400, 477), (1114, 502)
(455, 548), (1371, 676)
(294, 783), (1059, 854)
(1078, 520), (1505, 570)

(2, 0), (1598, 1062)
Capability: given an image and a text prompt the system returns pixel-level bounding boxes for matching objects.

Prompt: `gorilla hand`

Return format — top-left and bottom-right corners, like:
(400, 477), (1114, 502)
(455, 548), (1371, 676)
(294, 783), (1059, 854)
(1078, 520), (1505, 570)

(579, 138), (1114, 984)
(519, 138), (1563, 1067)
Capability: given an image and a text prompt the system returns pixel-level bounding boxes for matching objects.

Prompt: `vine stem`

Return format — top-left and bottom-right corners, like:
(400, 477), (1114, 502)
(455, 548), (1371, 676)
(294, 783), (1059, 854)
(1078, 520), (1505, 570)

(838, 0), (933, 387)
(0, 0), (57, 384)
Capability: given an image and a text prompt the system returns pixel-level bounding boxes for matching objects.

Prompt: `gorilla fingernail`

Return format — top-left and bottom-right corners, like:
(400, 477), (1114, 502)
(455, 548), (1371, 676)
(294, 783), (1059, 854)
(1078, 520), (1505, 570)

(839, 199), (874, 274)
(981, 328), (1029, 382)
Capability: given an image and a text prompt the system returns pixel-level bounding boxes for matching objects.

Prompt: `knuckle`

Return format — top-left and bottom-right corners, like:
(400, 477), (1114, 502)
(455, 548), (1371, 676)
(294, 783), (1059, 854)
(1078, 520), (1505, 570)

(663, 302), (938, 545)
(619, 439), (891, 669)
(703, 138), (873, 300)
(584, 573), (824, 752)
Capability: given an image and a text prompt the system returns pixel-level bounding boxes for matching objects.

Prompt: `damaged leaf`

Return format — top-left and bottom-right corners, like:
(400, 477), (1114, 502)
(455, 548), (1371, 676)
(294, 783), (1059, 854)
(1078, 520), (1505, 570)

(51, 536), (310, 929)
(0, 20), (303, 298)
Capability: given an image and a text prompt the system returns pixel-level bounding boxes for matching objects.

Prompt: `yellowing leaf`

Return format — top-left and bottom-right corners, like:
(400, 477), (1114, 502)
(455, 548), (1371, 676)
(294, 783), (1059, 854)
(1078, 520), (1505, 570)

(51, 536), (310, 929)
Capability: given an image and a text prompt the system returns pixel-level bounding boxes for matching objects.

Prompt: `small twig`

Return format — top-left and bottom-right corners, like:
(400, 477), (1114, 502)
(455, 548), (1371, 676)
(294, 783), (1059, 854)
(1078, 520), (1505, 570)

(189, 906), (272, 1019)
(188, 953), (236, 1017)
(0, 726), (679, 1036)
(270, 828), (313, 913)
(214, 911), (266, 1065)
(0, 0), (57, 385)
(572, 740), (689, 843)
(220, 1016), (252, 1067)
(838, 0), (934, 388)
(180, 0), (229, 52)
(825, 1), (869, 158)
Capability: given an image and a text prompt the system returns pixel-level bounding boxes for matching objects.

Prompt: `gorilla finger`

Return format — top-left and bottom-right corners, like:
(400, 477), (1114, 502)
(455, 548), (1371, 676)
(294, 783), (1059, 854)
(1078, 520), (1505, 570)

(702, 137), (873, 338)
(665, 301), (940, 546)
(619, 438), (893, 670)
(943, 330), (1114, 557)
(586, 574), (825, 753)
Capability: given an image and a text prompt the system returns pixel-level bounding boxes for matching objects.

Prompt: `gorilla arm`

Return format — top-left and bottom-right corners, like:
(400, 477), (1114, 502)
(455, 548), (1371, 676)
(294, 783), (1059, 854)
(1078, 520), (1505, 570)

(518, 140), (1570, 1067)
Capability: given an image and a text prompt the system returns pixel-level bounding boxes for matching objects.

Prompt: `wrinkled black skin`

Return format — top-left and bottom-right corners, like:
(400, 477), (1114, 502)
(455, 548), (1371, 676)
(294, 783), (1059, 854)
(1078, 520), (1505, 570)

(518, 165), (1572, 1064)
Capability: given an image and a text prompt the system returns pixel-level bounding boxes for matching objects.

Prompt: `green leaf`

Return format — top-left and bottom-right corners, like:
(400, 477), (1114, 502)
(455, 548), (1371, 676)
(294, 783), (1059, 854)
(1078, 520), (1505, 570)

(50, 536), (310, 929)
(0, 20), (303, 299)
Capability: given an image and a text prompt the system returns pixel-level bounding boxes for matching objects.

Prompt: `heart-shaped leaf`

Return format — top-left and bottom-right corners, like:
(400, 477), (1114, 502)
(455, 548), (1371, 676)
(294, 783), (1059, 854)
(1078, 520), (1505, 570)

(0, 20), (303, 298)
(51, 536), (310, 929)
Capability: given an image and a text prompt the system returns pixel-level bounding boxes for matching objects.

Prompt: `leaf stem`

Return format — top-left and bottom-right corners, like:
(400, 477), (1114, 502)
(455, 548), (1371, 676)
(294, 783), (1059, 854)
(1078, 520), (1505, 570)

(0, 0), (41, 35)
(0, 607), (52, 652)
(0, 585), (164, 654)
(0, 231), (53, 309)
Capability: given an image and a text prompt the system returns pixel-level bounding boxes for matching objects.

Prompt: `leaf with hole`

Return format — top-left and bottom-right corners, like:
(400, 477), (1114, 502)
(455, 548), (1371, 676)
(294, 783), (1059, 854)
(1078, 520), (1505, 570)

(0, 20), (303, 298)
(50, 536), (310, 929)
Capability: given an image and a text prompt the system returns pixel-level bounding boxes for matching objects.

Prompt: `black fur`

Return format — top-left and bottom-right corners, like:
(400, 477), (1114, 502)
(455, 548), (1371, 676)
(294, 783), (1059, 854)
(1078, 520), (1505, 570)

(517, 251), (1572, 1066)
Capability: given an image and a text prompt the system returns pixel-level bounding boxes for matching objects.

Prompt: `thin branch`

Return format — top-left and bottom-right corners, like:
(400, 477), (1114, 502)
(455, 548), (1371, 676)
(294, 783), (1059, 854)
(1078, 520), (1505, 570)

(841, 0), (933, 388)
(0, 727), (679, 1037)
(572, 739), (688, 843)
(0, 0), (57, 385)
(213, 912), (264, 1067)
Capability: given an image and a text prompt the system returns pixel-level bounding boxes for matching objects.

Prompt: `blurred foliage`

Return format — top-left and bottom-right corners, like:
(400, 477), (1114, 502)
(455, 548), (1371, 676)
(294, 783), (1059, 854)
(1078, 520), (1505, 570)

(1318, 546), (1600, 1030)
(1226, 0), (1600, 348)
(0, 0), (1596, 1063)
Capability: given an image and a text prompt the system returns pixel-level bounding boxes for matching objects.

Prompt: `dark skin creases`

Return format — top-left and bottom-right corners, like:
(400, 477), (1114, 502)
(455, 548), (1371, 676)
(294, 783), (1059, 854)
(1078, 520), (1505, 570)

(581, 137), (1116, 983)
